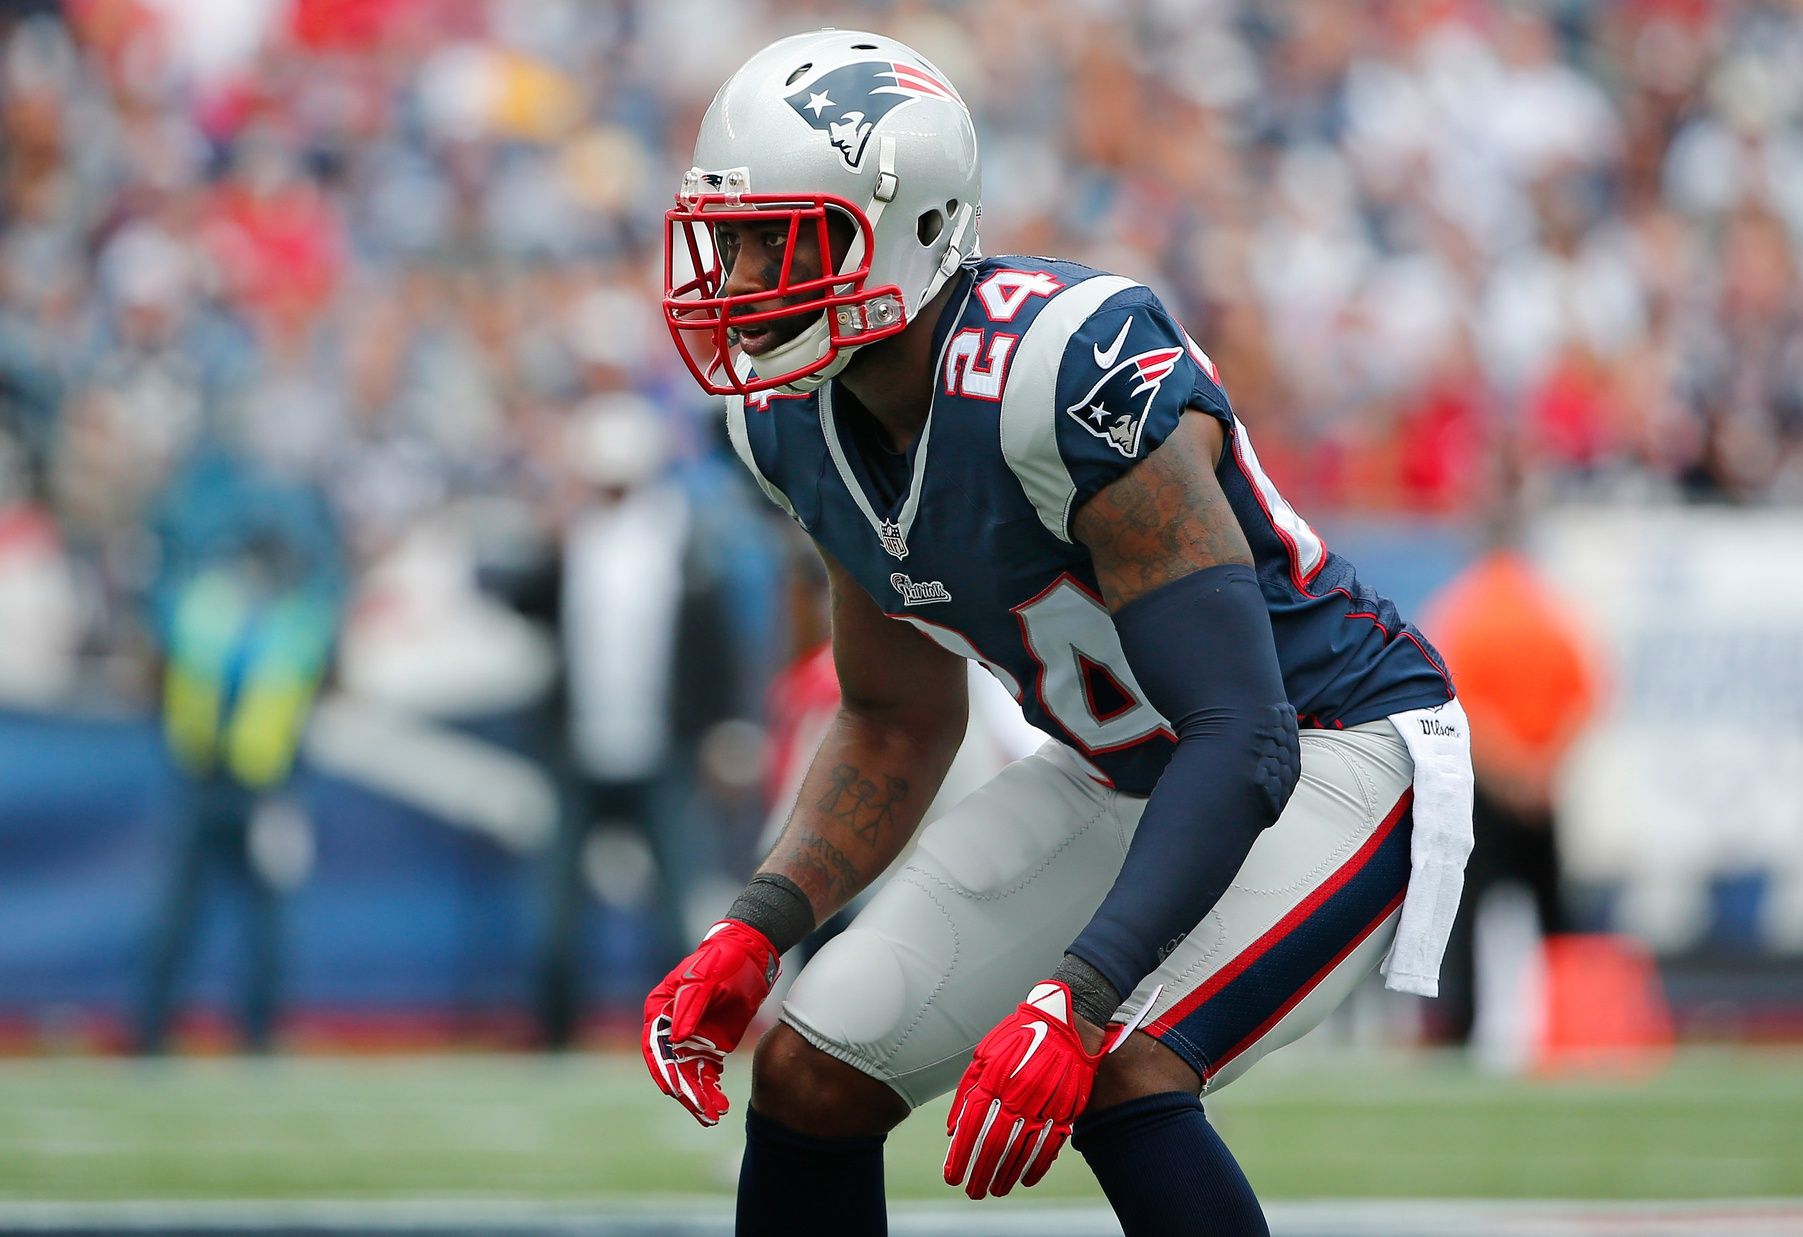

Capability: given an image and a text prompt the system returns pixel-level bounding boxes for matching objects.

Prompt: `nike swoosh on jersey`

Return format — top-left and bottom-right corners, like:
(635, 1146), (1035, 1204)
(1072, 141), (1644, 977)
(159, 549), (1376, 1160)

(1010, 1019), (1050, 1078)
(1093, 316), (1133, 369)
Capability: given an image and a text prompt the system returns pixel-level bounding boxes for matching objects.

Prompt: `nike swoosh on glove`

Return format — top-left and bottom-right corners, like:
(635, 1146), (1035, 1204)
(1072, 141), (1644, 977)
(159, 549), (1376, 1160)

(641, 919), (779, 1127)
(944, 980), (1104, 1199)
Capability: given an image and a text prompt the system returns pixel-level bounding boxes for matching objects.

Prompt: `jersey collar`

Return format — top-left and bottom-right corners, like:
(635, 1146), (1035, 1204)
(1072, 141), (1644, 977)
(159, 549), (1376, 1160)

(818, 271), (975, 562)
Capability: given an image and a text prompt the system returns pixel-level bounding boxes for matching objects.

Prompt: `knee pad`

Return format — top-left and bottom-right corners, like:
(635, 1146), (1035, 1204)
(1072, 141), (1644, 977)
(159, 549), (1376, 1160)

(782, 927), (915, 1053)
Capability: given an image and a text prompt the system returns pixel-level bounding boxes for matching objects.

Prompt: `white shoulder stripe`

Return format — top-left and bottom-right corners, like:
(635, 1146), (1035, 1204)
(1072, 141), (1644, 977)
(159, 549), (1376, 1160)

(724, 396), (801, 526)
(998, 275), (1140, 543)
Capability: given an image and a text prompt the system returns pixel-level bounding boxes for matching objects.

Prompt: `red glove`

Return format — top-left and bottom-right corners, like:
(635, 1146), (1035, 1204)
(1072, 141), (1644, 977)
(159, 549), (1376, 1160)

(944, 980), (1105, 1199)
(641, 919), (779, 1127)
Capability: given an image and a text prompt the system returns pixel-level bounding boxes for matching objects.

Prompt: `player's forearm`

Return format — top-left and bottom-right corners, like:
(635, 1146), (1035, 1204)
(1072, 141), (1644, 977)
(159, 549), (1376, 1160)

(1065, 565), (1301, 1016)
(755, 706), (960, 932)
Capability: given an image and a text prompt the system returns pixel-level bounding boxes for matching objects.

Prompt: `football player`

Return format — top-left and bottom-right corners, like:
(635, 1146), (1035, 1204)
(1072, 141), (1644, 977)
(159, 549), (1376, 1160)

(643, 29), (1474, 1236)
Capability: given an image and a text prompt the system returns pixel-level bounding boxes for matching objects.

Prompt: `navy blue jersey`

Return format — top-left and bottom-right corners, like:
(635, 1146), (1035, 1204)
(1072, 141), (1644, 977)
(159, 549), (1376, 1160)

(727, 256), (1453, 794)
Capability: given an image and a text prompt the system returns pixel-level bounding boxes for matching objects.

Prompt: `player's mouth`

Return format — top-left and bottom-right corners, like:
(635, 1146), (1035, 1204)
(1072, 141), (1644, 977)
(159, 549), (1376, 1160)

(730, 305), (817, 358)
(731, 323), (777, 356)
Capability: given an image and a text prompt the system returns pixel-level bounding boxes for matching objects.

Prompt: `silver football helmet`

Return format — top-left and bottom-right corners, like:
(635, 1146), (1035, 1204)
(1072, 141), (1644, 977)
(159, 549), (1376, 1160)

(663, 29), (981, 396)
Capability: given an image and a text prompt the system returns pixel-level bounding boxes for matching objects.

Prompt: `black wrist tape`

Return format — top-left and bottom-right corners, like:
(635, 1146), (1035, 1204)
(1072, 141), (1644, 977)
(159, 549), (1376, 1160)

(726, 873), (817, 956)
(1052, 952), (1125, 1027)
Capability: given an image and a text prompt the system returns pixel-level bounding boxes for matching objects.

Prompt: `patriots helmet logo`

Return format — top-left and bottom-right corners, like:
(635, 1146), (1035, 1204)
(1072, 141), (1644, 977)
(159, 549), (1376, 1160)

(786, 61), (960, 171)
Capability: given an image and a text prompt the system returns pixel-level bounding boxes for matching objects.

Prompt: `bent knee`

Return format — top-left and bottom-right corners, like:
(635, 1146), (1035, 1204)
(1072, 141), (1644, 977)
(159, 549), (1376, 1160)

(1088, 1031), (1202, 1114)
(750, 1023), (909, 1138)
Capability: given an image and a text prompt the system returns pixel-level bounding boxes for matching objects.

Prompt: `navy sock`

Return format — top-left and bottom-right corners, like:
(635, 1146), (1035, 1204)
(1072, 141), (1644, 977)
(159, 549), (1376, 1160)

(1073, 1091), (1268, 1237)
(737, 1106), (887, 1236)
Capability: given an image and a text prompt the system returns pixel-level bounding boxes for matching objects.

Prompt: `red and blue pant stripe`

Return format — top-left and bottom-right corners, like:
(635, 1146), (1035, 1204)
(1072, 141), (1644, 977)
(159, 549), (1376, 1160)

(1147, 789), (1414, 1083)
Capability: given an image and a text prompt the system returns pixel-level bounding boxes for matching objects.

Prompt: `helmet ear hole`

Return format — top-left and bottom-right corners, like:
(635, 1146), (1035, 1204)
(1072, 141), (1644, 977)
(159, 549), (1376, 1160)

(917, 209), (945, 246)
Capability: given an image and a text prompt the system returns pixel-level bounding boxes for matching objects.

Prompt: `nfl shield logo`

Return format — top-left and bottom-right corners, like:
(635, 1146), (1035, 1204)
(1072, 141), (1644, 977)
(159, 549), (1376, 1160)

(878, 519), (908, 559)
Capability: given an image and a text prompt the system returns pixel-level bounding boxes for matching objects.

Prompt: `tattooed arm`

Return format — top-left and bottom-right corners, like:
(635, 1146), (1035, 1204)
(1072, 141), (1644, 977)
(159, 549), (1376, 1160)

(639, 545), (964, 1126)
(759, 545), (969, 922)
(1071, 410), (1250, 610)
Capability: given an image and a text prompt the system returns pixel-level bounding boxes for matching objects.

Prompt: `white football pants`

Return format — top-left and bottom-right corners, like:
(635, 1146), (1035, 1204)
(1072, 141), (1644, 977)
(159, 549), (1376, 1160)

(782, 720), (1415, 1106)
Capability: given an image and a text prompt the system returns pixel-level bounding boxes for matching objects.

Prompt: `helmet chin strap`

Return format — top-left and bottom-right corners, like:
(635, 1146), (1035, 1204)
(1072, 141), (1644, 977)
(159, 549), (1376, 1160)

(920, 201), (976, 313)
(764, 319), (850, 395)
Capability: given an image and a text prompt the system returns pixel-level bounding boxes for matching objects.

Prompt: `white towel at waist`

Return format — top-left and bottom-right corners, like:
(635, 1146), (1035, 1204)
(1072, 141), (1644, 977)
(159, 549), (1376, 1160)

(1381, 697), (1475, 997)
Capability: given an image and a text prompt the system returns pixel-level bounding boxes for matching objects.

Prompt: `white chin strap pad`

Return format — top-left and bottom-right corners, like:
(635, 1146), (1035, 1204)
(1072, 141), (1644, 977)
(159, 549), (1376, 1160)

(750, 313), (834, 392)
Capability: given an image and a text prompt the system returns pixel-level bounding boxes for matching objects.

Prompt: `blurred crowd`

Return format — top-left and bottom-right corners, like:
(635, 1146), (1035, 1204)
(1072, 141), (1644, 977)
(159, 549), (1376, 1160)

(0, 0), (1794, 1048)
(0, 0), (1798, 705)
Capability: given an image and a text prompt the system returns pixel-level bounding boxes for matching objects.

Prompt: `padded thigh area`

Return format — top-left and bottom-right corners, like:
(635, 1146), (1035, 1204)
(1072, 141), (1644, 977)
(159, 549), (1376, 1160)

(782, 742), (1129, 1108)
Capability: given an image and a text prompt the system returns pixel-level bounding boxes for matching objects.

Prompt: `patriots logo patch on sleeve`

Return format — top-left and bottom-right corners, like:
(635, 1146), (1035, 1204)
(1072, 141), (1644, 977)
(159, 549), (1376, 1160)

(1063, 317), (1187, 459)
(785, 61), (961, 171)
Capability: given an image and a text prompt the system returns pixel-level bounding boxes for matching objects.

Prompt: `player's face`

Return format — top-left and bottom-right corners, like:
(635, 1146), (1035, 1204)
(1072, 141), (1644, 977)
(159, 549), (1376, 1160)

(713, 212), (853, 357)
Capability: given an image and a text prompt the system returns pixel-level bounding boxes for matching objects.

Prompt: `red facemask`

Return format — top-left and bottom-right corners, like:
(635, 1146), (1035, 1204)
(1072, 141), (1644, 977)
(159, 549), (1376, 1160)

(663, 191), (906, 397)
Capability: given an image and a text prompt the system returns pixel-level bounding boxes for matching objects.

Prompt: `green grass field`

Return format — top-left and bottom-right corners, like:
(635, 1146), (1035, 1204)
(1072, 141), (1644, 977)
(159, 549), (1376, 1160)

(1, 1047), (1798, 1206)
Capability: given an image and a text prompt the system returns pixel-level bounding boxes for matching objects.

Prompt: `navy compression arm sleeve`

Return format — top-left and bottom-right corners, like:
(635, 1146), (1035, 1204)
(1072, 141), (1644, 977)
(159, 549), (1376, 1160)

(1066, 563), (1302, 1001)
